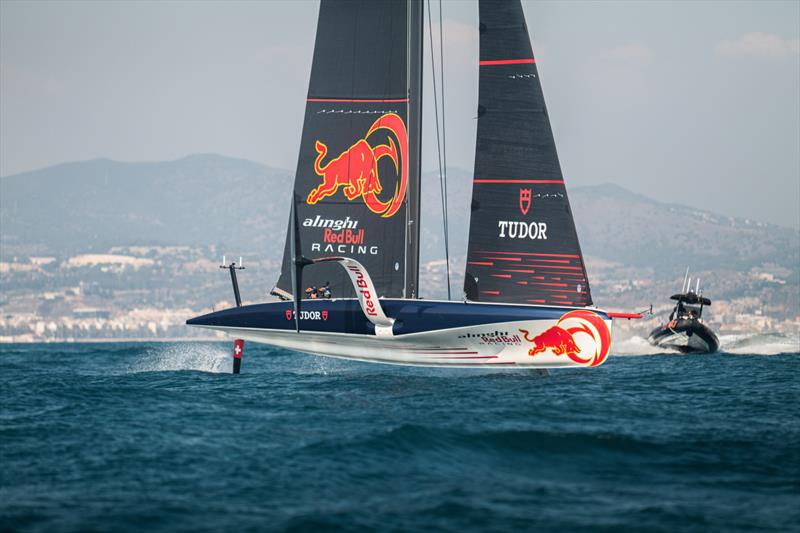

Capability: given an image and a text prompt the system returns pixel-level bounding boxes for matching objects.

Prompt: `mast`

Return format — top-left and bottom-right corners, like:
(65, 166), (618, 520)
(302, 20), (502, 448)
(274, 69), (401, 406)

(405, 0), (424, 298)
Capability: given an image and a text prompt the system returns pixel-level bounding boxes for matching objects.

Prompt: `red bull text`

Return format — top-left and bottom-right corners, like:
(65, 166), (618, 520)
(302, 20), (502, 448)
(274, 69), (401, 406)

(346, 264), (378, 317)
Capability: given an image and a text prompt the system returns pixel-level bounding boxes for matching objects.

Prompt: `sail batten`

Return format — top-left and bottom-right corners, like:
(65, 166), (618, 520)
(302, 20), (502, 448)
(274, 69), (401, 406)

(463, 0), (592, 307)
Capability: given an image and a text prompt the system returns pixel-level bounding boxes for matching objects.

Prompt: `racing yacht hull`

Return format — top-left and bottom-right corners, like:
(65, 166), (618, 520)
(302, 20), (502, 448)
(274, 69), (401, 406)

(188, 299), (613, 368)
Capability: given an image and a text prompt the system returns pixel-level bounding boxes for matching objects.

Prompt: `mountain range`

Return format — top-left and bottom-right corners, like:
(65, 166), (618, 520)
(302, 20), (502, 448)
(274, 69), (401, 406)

(2, 154), (798, 279)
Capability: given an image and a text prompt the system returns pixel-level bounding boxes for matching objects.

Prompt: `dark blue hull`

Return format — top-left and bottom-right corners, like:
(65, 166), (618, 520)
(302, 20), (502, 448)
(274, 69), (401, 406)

(188, 298), (607, 336)
(187, 300), (614, 368)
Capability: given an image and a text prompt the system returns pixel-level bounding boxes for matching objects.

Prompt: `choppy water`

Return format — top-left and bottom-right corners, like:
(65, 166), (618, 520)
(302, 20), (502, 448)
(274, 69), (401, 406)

(1, 335), (799, 532)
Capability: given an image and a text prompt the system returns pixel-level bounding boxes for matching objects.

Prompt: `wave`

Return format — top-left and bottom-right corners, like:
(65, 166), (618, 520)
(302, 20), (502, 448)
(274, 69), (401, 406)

(611, 332), (800, 357)
(611, 335), (675, 356)
(719, 332), (800, 356)
(296, 423), (671, 461)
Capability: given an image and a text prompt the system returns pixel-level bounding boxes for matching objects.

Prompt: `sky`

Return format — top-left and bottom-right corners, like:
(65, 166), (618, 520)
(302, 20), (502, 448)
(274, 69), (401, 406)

(1, 0), (798, 229)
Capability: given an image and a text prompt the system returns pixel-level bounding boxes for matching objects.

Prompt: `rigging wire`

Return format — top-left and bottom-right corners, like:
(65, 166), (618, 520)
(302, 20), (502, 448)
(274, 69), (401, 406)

(438, 0), (451, 301)
(427, 0), (452, 300)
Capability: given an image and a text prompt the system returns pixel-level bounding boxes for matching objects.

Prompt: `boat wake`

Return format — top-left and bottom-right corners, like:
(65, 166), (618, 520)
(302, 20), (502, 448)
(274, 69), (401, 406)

(719, 333), (800, 356)
(612, 332), (799, 356)
(611, 335), (673, 356)
(129, 343), (232, 374)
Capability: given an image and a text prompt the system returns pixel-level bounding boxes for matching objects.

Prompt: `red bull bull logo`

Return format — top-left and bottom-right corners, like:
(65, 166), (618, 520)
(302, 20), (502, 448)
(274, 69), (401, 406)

(520, 310), (611, 366)
(307, 113), (408, 218)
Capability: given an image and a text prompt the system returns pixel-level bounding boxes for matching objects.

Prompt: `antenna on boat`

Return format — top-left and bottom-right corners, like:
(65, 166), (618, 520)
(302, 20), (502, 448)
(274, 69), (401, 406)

(695, 278), (700, 293)
(289, 200), (300, 333)
(220, 256), (246, 373)
(220, 256), (245, 307)
(289, 196), (312, 334)
(682, 267), (689, 292)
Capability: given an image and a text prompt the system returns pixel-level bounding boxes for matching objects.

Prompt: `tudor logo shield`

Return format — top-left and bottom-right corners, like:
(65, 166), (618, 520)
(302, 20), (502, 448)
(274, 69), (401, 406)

(322, 310), (328, 321)
(285, 309), (293, 321)
(519, 188), (532, 215)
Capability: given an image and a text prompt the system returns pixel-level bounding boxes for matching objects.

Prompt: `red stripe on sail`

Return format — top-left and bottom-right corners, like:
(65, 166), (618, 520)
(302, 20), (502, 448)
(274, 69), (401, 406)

(479, 58), (536, 66)
(527, 299), (546, 303)
(524, 264), (583, 270)
(481, 291), (500, 295)
(467, 261), (494, 266)
(532, 282), (569, 287)
(478, 251), (580, 258)
(542, 273), (584, 279)
(483, 256), (522, 262)
(473, 179), (563, 184)
(491, 274), (513, 278)
(306, 98), (409, 103)
(539, 288), (586, 294)
(503, 269), (536, 274)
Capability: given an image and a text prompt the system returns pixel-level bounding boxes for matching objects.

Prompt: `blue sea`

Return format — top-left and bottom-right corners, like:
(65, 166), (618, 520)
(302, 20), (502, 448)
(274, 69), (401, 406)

(1, 337), (799, 532)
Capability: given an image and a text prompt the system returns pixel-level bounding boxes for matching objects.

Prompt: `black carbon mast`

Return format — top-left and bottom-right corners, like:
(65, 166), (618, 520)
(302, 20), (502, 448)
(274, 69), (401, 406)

(405, 0), (424, 298)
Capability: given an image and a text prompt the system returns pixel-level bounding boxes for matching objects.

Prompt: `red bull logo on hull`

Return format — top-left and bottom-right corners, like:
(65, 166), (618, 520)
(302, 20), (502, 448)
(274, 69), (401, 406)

(520, 310), (611, 367)
(307, 113), (408, 218)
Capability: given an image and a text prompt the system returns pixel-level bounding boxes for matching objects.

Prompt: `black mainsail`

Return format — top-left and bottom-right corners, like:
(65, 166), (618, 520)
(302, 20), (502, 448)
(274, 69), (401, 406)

(462, 0), (592, 307)
(274, 0), (423, 300)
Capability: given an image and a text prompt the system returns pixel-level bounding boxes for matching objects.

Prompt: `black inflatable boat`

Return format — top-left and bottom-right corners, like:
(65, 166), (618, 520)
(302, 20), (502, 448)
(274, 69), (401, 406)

(648, 290), (719, 354)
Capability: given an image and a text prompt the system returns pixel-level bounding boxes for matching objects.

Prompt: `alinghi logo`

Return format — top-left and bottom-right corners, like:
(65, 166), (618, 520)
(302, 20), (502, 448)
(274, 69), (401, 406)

(303, 216), (359, 232)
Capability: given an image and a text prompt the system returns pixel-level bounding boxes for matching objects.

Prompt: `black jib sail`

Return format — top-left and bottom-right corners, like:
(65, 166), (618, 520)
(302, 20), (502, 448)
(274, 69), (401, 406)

(462, 0), (592, 307)
(274, 0), (423, 300)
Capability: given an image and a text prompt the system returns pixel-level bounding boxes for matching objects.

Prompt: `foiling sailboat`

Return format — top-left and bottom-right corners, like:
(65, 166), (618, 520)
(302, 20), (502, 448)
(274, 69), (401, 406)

(188, 0), (635, 369)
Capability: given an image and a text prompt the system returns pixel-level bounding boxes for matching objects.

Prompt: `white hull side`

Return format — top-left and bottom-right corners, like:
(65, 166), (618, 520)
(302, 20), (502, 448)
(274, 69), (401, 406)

(196, 316), (614, 369)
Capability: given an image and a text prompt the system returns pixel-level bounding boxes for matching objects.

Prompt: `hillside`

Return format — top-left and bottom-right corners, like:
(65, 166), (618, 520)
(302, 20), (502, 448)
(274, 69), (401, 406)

(0, 155), (292, 257)
(3, 155), (797, 278)
(571, 184), (799, 274)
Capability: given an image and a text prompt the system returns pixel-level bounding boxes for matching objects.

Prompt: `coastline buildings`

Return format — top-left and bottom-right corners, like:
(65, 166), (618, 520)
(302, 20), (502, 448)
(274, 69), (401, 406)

(1, 250), (798, 343)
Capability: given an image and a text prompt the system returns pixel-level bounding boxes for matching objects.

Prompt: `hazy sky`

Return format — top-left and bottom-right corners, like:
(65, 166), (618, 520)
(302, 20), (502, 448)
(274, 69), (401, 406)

(1, 0), (799, 229)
